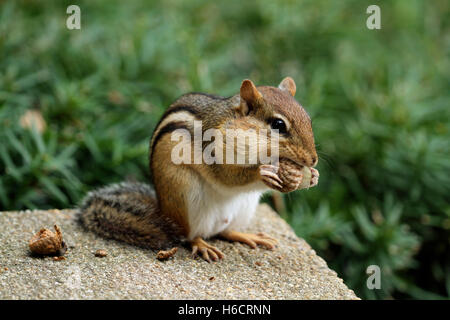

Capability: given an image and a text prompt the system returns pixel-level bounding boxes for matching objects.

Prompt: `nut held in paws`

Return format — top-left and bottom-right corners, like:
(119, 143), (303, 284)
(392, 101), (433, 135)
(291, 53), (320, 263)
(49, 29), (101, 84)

(298, 166), (312, 189)
(277, 159), (317, 192)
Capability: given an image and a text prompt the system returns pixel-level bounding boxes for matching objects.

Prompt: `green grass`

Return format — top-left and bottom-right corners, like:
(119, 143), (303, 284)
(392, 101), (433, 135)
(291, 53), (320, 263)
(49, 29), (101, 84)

(0, 0), (449, 299)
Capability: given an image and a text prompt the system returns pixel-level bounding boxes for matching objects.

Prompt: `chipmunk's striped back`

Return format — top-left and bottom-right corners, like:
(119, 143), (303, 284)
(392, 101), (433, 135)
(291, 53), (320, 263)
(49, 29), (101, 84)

(150, 92), (238, 158)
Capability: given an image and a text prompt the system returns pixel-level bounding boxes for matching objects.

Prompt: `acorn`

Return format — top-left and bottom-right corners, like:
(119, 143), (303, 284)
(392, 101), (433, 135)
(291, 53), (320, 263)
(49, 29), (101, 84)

(29, 225), (67, 256)
(297, 165), (313, 189)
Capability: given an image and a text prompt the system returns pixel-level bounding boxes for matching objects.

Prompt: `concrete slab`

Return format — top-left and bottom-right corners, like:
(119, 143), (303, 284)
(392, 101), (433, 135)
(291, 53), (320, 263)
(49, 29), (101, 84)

(0, 204), (358, 299)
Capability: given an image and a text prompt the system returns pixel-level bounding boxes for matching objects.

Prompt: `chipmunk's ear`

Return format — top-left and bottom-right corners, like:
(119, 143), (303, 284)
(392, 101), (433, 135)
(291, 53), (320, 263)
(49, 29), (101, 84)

(278, 77), (296, 96)
(237, 79), (263, 115)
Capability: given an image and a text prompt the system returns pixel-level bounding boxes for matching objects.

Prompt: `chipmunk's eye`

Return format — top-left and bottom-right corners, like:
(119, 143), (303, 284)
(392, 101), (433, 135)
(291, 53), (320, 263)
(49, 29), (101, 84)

(270, 118), (287, 134)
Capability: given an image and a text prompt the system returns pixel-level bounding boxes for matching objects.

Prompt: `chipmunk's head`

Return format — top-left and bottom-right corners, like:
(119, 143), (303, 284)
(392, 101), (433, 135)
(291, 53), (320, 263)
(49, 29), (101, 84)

(237, 77), (318, 168)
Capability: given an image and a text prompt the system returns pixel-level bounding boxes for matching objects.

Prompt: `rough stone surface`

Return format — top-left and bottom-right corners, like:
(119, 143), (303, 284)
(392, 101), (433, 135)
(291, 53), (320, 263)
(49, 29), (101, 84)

(0, 204), (358, 300)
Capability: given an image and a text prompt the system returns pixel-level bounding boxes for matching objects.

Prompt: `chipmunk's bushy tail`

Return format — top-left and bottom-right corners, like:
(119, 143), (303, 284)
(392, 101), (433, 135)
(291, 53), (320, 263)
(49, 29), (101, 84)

(78, 182), (182, 249)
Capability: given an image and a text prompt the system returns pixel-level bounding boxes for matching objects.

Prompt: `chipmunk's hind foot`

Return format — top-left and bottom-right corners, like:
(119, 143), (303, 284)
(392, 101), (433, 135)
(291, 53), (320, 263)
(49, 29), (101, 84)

(220, 230), (277, 250)
(191, 237), (225, 262)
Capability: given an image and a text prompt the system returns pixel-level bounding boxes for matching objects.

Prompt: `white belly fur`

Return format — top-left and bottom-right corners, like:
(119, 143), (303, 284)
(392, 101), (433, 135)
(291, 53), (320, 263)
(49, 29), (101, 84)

(186, 180), (269, 240)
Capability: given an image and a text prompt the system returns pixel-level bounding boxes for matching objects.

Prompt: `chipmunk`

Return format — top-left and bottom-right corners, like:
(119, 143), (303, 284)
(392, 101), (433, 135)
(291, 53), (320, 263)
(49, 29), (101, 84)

(79, 77), (319, 262)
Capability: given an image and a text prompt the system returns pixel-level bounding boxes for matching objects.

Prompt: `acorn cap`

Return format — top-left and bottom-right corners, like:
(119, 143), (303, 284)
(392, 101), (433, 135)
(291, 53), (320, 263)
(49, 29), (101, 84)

(29, 225), (66, 256)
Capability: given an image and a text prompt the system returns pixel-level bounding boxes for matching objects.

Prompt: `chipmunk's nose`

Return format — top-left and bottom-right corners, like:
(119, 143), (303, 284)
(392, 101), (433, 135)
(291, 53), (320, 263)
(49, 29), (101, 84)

(299, 155), (317, 168)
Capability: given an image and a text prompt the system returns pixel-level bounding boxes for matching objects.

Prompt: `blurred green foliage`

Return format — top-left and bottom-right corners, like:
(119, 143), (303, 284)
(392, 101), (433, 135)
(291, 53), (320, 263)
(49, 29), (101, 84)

(0, 0), (449, 299)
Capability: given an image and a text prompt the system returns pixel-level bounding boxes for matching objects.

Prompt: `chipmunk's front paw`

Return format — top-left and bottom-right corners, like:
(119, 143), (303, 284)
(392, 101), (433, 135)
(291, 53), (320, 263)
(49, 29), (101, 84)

(191, 237), (224, 263)
(310, 167), (319, 188)
(260, 162), (304, 193)
(278, 159), (320, 191)
(259, 161), (319, 192)
(277, 160), (305, 192)
(259, 164), (283, 190)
